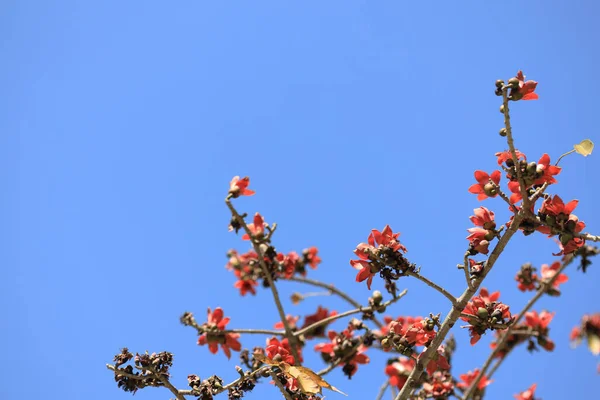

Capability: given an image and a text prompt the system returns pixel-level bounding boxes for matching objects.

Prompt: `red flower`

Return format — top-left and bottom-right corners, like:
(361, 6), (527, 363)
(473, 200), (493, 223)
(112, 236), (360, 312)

(197, 308), (242, 359)
(229, 176), (255, 197)
(242, 213), (267, 240)
(303, 246), (321, 269)
(423, 345), (451, 375)
(478, 287), (500, 303)
(368, 225), (407, 253)
(301, 306), (338, 338)
(514, 383), (538, 400)
(388, 318), (436, 347)
(524, 310), (554, 330)
(514, 70), (539, 101)
(539, 195), (579, 218)
(496, 149), (526, 166)
(351, 259), (377, 289)
(266, 337), (297, 365)
(461, 292), (512, 345)
(385, 358), (415, 389)
(470, 207), (496, 230)
(468, 170), (501, 200)
(466, 227), (492, 255)
(533, 154), (561, 186)
(277, 251), (301, 278)
(540, 262), (568, 290)
(456, 369), (493, 391)
(233, 276), (258, 296)
(422, 371), (454, 398)
(274, 315), (300, 330)
(508, 180), (523, 204)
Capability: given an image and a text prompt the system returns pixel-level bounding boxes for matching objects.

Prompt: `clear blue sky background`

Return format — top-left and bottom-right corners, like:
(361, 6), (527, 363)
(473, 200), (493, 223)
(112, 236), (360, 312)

(2, 1), (599, 399)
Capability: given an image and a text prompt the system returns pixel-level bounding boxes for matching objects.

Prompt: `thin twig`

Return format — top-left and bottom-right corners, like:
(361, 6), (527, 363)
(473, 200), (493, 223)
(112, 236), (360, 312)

(287, 276), (385, 329)
(225, 198), (301, 363)
(407, 270), (457, 305)
(295, 290), (408, 338)
(461, 251), (474, 289)
(150, 367), (187, 400)
(502, 87), (529, 209)
(221, 328), (285, 336)
(376, 381), (390, 400)
(106, 364), (185, 400)
(461, 256), (574, 399)
(178, 366), (271, 396)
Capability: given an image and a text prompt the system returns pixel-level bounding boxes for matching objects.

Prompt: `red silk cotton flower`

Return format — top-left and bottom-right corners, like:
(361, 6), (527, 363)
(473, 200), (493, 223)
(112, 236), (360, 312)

(468, 170), (501, 200)
(197, 308), (242, 359)
(241, 213), (268, 241)
(265, 337), (297, 365)
(513, 70), (539, 101)
(456, 369), (493, 391)
(229, 176), (255, 197)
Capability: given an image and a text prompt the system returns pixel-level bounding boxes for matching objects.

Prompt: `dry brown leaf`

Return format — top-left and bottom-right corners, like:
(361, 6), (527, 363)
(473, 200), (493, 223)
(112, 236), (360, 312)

(253, 353), (346, 396)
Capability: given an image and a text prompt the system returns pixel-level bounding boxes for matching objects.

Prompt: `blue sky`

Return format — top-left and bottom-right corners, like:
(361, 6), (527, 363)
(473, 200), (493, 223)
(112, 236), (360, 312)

(2, 1), (599, 399)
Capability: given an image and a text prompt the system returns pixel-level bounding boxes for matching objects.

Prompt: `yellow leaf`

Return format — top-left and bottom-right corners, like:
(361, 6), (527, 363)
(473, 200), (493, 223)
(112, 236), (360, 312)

(253, 353), (279, 366)
(574, 139), (594, 157)
(280, 363), (347, 396)
(587, 334), (600, 356)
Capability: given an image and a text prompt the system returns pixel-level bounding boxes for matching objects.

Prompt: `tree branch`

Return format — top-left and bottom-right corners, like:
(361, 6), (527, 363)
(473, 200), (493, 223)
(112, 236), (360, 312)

(225, 198), (301, 363)
(406, 270), (457, 305)
(394, 212), (525, 400)
(461, 255), (574, 399)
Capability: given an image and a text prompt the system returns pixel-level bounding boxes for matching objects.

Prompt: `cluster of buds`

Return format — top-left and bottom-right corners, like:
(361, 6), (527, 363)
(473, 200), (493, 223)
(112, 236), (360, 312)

(491, 311), (556, 358)
(188, 374), (226, 400)
(461, 289), (513, 345)
(112, 349), (174, 394)
(537, 195), (586, 255)
(495, 70), (539, 101)
(351, 225), (415, 291)
(380, 316), (437, 356)
(314, 328), (370, 378)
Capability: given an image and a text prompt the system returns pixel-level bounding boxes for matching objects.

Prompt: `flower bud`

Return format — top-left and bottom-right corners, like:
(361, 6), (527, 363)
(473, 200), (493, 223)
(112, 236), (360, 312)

(484, 230), (496, 241)
(483, 183), (497, 196)
(499, 128), (507, 137)
(381, 338), (391, 349)
(545, 214), (556, 227)
(495, 79), (505, 88)
(499, 104), (505, 114)
(507, 77), (520, 89)
(372, 290), (383, 304)
(477, 307), (489, 320)
(526, 162), (537, 175)
(291, 292), (304, 305)
(565, 219), (577, 232)
(560, 233), (574, 245)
